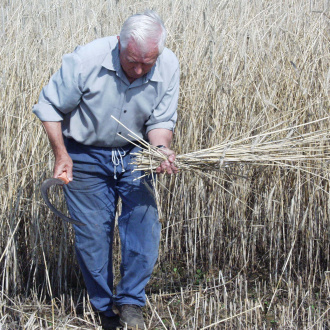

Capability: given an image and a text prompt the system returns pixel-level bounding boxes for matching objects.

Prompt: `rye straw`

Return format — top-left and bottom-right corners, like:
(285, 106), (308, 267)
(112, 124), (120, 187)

(112, 116), (330, 175)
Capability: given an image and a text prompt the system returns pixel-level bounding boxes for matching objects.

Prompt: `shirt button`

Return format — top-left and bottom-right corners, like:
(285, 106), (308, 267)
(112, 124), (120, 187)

(118, 132), (122, 135)
(124, 110), (127, 113)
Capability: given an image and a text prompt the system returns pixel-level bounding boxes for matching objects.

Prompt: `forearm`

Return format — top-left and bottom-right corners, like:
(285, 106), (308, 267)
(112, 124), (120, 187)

(42, 121), (73, 180)
(147, 128), (173, 148)
(147, 128), (177, 174)
(42, 121), (67, 157)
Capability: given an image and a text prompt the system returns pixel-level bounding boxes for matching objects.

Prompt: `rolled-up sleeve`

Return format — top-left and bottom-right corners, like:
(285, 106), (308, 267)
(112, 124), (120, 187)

(145, 66), (179, 133)
(33, 51), (83, 121)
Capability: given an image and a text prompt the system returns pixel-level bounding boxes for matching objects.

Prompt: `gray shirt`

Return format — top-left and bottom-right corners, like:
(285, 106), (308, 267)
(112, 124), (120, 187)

(33, 36), (179, 147)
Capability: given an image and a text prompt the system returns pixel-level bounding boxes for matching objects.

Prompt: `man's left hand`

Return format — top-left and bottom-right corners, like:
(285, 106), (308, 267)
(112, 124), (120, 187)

(155, 147), (178, 174)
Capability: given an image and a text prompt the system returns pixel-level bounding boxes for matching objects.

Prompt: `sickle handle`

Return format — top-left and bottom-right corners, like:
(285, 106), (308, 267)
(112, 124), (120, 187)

(41, 177), (85, 226)
(58, 171), (70, 184)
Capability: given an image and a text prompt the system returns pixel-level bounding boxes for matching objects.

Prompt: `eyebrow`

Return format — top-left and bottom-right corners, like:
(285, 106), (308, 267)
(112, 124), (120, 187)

(127, 57), (155, 65)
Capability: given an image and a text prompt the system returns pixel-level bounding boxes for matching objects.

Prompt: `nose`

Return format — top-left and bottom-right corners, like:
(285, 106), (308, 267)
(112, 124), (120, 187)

(134, 63), (143, 75)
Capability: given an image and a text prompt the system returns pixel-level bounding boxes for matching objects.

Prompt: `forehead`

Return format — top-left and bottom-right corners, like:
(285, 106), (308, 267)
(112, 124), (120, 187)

(125, 40), (159, 63)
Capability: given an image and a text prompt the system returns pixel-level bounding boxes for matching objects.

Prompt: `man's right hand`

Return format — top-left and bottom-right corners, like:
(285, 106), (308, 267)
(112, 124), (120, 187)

(42, 121), (73, 182)
(54, 152), (73, 181)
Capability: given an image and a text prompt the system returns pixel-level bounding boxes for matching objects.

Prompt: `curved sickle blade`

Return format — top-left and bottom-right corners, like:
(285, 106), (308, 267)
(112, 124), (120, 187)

(41, 178), (85, 226)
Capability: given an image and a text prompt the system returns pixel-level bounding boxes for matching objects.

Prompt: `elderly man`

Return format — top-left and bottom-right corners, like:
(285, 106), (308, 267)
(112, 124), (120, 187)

(33, 10), (179, 330)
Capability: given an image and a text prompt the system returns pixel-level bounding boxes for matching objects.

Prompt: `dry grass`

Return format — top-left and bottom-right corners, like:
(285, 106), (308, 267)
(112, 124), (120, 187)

(1, 0), (329, 328)
(115, 115), (330, 174)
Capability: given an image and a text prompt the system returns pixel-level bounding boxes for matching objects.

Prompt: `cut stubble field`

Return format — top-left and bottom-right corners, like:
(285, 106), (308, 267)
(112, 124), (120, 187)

(0, 0), (329, 328)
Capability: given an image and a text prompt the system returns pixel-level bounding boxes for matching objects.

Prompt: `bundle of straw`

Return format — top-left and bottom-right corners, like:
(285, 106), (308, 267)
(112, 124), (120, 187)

(111, 116), (330, 176)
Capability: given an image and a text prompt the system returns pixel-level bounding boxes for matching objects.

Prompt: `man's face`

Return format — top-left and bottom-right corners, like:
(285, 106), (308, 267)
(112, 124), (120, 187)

(118, 36), (159, 82)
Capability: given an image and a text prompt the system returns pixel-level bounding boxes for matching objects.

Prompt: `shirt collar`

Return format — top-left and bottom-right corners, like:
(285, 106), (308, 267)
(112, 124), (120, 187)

(146, 61), (163, 82)
(101, 43), (120, 72)
(102, 42), (163, 83)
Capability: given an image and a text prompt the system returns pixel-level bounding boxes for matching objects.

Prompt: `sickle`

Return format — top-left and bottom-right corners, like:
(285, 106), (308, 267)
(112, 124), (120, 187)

(41, 174), (85, 226)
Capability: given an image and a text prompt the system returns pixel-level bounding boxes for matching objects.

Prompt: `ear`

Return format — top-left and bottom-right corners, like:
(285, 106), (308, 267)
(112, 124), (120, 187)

(117, 36), (121, 50)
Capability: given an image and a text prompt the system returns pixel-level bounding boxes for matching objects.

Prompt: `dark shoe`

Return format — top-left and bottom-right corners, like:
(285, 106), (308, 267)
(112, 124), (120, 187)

(112, 304), (145, 329)
(99, 314), (122, 330)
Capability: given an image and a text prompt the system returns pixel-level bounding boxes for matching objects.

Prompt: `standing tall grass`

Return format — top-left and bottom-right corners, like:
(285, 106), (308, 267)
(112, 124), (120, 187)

(0, 0), (329, 328)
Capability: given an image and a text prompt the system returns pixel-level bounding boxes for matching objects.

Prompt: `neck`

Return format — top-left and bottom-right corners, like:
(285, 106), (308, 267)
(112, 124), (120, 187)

(127, 76), (136, 84)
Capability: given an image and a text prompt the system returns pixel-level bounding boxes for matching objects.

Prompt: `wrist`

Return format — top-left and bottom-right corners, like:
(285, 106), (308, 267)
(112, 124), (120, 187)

(54, 148), (69, 158)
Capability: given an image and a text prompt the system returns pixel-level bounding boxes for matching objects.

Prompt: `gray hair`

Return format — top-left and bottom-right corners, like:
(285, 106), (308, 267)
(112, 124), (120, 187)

(119, 10), (167, 54)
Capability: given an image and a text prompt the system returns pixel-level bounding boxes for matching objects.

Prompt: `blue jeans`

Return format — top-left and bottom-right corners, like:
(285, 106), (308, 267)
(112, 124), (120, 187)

(63, 138), (161, 317)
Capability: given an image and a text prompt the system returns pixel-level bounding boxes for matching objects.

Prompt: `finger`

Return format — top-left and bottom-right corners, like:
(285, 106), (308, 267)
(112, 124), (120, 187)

(168, 154), (176, 163)
(54, 163), (73, 182)
(53, 166), (64, 179)
(58, 172), (70, 184)
(66, 166), (73, 181)
(165, 163), (174, 175)
(170, 164), (178, 174)
(161, 161), (170, 173)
